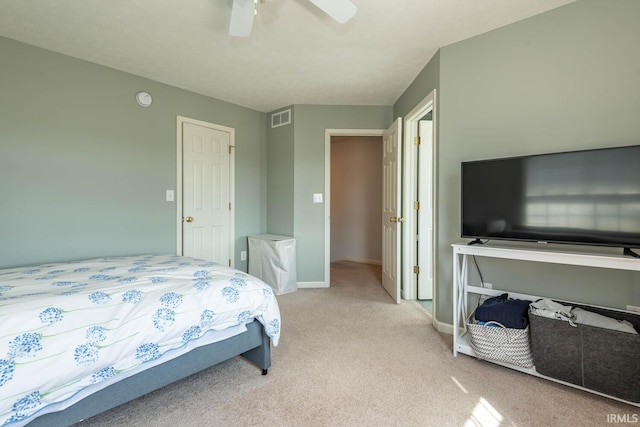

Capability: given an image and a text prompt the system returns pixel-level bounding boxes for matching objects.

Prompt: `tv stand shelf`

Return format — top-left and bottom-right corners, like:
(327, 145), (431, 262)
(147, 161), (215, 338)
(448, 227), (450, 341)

(452, 242), (640, 407)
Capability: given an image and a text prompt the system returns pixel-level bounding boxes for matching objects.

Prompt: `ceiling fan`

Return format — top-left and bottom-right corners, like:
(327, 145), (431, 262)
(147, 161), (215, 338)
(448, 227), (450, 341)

(229, 0), (358, 37)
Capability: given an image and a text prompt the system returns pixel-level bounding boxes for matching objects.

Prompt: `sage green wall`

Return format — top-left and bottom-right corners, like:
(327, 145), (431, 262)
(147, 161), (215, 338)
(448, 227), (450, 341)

(394, 50), (440, 119)
(266, 108), (295, 236)
(290, 105), (392, 282)
(0, 36), (267, 269)
(397, 0), (640, 324)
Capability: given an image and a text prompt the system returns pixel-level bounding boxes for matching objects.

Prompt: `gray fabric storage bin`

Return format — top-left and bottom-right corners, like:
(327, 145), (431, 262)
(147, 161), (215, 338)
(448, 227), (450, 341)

(529, 303), (640, 403)
(529, 313), (583, 386)
(248, 234), (297, 295)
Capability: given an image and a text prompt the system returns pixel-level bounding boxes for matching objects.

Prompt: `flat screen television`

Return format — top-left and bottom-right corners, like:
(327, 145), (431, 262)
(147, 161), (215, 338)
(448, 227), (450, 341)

(461, 145), (640, 254)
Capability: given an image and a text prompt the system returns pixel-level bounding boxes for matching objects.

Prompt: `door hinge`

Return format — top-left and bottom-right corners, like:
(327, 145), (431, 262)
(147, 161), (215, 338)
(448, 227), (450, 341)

(414, 136), (421, 145)
(228, 145), (232, 154)
(229, 259), (231, 267)
(229, 202), (232, 210)
(414, 201), (420, 210)
(414, 265), (420, 274)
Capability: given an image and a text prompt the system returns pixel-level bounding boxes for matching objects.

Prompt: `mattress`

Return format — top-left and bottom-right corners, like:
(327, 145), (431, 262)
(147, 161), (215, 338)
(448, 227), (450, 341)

(0, 254), (281, 426)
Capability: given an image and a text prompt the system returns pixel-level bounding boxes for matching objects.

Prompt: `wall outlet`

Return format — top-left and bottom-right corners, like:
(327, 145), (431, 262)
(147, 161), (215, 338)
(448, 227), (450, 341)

(626, 305), (640, 313)
(240, 251), (247, 261)
(483, 282), (492, 289)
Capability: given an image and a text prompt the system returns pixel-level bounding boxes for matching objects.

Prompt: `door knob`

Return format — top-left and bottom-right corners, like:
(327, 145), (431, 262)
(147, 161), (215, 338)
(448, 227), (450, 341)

(390, 217), (397, 223)
(397, 217), (405, 223)
(184, 216), (194, 223)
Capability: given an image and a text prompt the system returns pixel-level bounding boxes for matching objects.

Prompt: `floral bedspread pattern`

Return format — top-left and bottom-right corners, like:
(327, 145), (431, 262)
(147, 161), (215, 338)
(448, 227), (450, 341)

(0, 255), (280, 426)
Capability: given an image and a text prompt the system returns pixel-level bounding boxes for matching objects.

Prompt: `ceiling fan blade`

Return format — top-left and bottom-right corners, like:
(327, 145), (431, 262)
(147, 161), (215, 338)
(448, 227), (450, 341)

(229, 0), (255, 37)
(307, 0), (357, 24)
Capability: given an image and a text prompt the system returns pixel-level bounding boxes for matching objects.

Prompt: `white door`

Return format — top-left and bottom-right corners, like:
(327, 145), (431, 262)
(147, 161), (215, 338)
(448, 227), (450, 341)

(382, 118), (402, 303)
(417, 120), (433, 299)
(182, 122), (232, 265)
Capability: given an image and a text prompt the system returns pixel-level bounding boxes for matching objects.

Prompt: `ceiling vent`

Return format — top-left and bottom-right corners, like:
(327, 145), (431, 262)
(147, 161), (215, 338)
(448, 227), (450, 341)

(271, 109), (291, 128)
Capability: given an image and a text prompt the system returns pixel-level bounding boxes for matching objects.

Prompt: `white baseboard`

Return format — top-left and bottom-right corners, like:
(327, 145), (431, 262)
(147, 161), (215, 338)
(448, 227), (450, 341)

(297, 281), (328, 289)
(342, 257), (382, 266)
(432, 317), (453, 335)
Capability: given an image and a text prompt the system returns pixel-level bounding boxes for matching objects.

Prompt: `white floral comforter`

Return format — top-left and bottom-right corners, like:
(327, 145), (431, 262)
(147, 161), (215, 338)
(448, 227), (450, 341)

(0, 254), (281, 426)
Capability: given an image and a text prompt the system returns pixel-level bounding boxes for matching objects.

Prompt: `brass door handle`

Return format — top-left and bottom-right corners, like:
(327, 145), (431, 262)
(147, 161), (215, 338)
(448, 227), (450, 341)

(390, 217), (405, 223)
(397, 217), (405, 223)
(183, 216), (194, 223)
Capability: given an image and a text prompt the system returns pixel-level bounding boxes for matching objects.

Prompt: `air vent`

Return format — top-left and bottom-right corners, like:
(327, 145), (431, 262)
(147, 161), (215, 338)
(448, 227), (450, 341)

(271, 109), (291, 128)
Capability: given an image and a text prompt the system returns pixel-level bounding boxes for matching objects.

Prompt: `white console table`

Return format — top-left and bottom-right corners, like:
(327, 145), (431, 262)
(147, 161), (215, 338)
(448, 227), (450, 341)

(452, 242), (640, 405)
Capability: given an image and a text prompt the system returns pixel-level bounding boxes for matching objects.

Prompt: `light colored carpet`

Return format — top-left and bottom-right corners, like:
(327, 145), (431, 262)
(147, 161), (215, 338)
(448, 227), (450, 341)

(78, 261), (636, 426)
(417, 299), (432, 315)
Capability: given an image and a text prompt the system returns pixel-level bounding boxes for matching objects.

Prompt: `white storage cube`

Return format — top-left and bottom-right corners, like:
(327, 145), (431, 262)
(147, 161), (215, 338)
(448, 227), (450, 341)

(248, 234), (297, 295)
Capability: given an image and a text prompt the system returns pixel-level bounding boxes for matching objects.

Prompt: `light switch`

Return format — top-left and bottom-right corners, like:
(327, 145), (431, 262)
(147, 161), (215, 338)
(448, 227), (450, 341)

(313, 193), (323, 203)
(166, 190), (174, 202)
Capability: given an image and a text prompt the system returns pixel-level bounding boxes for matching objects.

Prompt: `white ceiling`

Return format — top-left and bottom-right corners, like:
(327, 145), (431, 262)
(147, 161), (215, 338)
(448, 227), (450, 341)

(0, 0), (575, 113)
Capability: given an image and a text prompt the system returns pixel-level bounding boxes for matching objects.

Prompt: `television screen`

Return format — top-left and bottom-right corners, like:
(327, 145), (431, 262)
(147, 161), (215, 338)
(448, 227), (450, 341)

(461, 145), (640, 249)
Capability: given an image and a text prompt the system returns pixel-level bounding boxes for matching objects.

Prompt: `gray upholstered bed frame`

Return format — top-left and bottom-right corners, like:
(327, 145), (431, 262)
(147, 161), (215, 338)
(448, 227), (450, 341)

(26, 320), (271, 426)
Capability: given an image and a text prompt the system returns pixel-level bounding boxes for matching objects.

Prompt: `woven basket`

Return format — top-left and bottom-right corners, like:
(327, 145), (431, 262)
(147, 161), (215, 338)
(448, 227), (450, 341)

(466, 319), (534, 368)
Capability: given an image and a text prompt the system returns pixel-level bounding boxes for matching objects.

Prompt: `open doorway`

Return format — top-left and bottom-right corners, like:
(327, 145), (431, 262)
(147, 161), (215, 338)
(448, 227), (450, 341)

(330, 136), (383, 265)
(402, 90), (437, 318)
(324, 130), (384, 291)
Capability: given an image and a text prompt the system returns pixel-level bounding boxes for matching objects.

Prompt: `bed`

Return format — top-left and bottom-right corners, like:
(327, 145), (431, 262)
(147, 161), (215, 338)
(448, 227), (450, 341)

(0, 254), (281, 426)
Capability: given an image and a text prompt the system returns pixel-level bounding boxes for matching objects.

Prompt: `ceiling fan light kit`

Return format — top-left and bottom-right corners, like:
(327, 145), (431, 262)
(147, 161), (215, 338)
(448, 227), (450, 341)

(229, 0), (357, 37)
